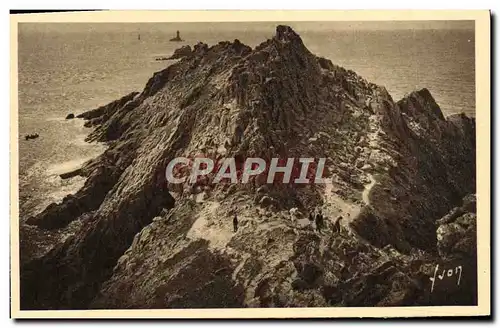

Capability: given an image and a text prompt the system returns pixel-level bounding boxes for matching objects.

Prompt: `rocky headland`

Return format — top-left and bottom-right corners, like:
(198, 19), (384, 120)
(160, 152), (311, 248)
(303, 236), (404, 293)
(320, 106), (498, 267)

(20, 26), (476, 310)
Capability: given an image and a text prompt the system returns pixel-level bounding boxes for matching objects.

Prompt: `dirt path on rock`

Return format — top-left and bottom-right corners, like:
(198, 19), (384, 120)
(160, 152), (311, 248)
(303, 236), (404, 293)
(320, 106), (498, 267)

(186, 198), (280, 252)
(362, 173), (376, 206)
(186, 201), (234, 250)
(321, 178), (361, 233)
(322, 171), (376, 229)
(185, 171), (378, 252)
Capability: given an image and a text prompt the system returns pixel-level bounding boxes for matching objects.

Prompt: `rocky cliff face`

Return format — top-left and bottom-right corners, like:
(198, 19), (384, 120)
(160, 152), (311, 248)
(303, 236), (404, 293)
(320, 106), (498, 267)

(20, 26), (476, 310)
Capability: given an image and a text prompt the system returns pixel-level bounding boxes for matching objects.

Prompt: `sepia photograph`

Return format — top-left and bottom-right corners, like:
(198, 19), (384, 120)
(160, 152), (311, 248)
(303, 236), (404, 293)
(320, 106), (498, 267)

(10, 10), (490, 318)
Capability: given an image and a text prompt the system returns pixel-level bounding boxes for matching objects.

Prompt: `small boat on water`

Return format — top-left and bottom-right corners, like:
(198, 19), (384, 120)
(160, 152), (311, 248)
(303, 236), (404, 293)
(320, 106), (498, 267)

(25, 133), (39, 140)
(138, 34), (141, 41)
(170, 30), (183, 42)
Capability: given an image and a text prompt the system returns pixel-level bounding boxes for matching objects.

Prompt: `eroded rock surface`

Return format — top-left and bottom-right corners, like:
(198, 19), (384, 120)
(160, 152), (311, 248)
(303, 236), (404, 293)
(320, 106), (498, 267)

(437, 194), (477, 259)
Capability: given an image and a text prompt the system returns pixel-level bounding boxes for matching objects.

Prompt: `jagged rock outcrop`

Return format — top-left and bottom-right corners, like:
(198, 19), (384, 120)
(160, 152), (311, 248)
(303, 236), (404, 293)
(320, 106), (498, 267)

(76, 91), (139, 129)
(351, 89), (475, 252)
(436, 194), (476, 259)
(20, 25), (476, 310)
(156, 45), (193, 61)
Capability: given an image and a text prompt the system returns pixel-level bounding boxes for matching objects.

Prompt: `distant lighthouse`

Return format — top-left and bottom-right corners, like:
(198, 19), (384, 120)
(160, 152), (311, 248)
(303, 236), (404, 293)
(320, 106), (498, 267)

(170, 30), (183, 42)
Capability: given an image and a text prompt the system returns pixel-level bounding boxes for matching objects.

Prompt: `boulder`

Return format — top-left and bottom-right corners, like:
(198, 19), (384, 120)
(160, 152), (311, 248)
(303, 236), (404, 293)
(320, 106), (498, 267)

(258, 196), (275, 208)
(256, 185), (269, 194)
(436, 194), (476, 259)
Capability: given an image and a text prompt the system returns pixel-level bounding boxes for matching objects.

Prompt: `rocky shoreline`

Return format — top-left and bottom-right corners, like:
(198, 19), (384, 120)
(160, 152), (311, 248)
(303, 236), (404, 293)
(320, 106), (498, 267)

(20, 25), (476, 309)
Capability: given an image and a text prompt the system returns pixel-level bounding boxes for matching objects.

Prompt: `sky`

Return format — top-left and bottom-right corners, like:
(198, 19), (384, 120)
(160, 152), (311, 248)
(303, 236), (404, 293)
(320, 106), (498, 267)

(18, 20), (474, 35)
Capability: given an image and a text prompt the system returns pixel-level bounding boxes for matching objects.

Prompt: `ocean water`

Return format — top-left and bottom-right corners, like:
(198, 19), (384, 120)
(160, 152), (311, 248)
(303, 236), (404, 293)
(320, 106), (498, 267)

(17, 23), (475, 218)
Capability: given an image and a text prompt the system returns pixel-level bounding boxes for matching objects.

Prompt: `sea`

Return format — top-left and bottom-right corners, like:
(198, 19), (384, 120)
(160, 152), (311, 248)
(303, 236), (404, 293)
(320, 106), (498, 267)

(17, 22), (475, 219)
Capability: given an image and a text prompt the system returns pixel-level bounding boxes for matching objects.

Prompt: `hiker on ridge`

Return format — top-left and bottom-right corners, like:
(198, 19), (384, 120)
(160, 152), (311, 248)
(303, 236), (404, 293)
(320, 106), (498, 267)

(233, 213), (239, 233)
(334, 216), (343, 234)
(315, 209), (324, 233)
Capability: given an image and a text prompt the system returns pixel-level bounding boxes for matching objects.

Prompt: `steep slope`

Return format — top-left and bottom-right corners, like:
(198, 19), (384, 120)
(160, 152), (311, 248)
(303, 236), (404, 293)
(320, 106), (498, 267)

(20, 26), (476, 309)
(351, 89), (475, 252)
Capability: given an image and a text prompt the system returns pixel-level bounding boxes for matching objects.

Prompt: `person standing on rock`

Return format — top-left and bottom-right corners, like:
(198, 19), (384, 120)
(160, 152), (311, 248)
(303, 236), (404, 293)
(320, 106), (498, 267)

(309, 211), (314, 223)
(334, 216), (343, 234)
(315, 210), (324, 233)
(289, 207), (299, 225)
(233, 214), (239, 233)
(307, 210), (315, 231)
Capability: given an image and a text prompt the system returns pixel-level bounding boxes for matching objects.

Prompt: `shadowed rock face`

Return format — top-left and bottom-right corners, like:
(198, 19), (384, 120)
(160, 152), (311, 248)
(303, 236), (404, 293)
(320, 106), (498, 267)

(20, 25), (476, 309)
(437, 194), (477, 259)
(351, 89), (475, 252)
